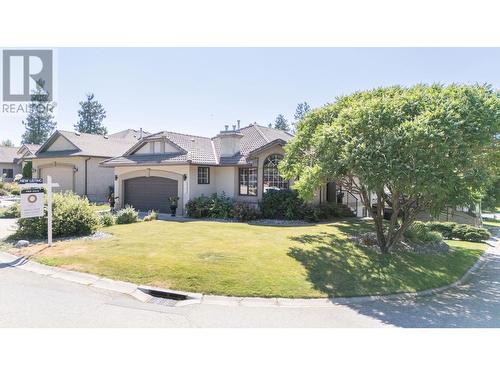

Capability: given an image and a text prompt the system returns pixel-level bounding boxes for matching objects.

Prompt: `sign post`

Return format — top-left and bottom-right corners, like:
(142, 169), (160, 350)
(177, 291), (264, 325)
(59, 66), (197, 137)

(20, 176), (59, 247)
(47, 175), (53, 246)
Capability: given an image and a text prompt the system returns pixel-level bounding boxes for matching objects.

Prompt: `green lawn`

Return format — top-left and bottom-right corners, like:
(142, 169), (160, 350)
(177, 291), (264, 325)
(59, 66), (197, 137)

(27, 219), (486, 298)
(483, 218), (500, 228)
(90, 203), (110, 212)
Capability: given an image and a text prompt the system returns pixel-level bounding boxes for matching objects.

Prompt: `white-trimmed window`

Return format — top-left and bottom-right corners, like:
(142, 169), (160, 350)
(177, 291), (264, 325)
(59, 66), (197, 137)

(198, 167), (210, 184)
(239, 167), (258, 196)
(263, 154), (289, 192)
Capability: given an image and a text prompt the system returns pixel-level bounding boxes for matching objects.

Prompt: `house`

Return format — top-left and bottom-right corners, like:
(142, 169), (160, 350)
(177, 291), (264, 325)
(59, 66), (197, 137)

(0, 146), (22, 181)
(101, 122), (366, 216)
(31, 129), (145, 202)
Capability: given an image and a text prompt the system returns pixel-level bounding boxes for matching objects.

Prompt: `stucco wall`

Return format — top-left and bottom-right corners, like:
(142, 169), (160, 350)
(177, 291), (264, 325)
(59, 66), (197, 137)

(188, 165), (217, 198)
(214, 166), (238, 198)
(32, 156), (113, 202)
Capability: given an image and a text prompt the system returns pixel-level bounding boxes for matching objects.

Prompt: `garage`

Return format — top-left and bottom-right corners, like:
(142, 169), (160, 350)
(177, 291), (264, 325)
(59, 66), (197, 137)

(124, 176), (178, 213)
(40, 167), (74, 193)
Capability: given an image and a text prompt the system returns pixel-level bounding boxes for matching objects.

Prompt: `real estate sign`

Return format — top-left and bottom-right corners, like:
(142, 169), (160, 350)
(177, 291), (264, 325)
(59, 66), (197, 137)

(20, 188), (44, 218)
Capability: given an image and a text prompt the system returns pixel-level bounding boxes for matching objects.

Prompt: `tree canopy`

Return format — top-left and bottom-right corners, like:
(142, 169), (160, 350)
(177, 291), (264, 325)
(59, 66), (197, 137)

(280, 84), (500, 252)
(1, 140), (15, 147)
(273, 114), (290, 132)
(22, 81), (57, 145)
(74, 93), (107, 135)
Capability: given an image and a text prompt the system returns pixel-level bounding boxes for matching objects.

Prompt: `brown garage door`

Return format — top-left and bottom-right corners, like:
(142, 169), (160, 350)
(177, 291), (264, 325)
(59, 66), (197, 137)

(124, 176), (178, 213)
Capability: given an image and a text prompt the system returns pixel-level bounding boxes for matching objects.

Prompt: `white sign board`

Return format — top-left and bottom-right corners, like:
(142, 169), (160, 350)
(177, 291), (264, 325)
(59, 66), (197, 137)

(20, 189), (44, 218)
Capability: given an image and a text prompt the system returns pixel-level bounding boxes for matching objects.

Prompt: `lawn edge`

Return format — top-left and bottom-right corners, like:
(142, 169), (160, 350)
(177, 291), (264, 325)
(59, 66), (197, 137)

(0, 232), (495, 307)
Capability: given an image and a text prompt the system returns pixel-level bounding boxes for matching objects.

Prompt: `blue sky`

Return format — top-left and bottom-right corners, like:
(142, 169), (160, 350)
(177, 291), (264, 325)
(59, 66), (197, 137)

(2, 47), (500, 145)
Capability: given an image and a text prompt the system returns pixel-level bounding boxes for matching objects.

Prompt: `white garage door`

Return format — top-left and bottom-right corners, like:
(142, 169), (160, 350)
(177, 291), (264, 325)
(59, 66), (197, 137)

(40, 167), (74, 193)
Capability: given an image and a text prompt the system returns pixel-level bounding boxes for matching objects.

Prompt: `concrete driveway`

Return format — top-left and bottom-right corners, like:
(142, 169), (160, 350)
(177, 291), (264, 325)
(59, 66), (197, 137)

(0, 218), (16, 240)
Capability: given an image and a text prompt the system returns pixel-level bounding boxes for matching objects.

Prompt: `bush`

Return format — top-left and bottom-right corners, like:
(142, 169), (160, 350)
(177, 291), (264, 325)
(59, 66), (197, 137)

(405, 221), (443, 244)
(14, 193), (100, 239)
(186, 193), (234, 219)
(3, 183), (20, 195)
(425, 222), (456, 239)
(231, 202), (259, 221)
(143, 210), (158, 222)
(115, 206), (139, 224)
(261, 189), (305, 220)
(0, 204), (20, 218)
(209, 193), (233, 218)
(452, 224), (490, 242)
(186, 195), (211, 218)
(425, 221), (490, 242)
(100, 212), (115, 227)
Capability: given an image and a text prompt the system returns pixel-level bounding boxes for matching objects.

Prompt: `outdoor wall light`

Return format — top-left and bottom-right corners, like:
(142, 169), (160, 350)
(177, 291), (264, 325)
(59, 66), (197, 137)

(114, 175), (118, 181)
(183, 174), (187, 181)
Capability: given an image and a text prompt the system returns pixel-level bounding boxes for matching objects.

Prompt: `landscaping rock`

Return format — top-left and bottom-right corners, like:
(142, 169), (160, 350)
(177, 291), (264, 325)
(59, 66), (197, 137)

(350, 232), (450, 254)
(15, 240), (29, 248)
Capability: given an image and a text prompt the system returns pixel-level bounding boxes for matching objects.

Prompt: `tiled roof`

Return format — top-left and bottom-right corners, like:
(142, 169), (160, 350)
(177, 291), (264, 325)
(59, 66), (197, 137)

(102, 123), (292, 167)
(0, 146), (19, 164)
(36, 130), (140, 158)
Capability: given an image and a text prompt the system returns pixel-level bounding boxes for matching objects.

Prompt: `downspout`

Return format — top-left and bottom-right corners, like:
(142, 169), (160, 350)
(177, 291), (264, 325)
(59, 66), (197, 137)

(84, 157), (91, 197)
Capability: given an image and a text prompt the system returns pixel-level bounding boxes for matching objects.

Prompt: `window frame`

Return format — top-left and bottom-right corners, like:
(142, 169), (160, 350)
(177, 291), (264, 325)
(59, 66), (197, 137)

(238, 167), (258, 196)
(262, 154), (289, 192)
(2, 169), (13, 179)
(197, 166), (210, 184)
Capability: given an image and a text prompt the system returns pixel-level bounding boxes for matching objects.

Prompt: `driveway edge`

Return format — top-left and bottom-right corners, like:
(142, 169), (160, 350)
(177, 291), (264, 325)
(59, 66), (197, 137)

(1, 232), (497, 308)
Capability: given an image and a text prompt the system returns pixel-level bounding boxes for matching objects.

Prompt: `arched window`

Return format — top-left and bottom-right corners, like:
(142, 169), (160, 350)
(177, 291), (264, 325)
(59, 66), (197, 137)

(263, 154), (289, 192)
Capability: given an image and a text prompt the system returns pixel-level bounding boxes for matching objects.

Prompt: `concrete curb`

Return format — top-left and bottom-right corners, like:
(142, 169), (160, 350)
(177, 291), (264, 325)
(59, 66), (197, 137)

(1, 231), (497, 308)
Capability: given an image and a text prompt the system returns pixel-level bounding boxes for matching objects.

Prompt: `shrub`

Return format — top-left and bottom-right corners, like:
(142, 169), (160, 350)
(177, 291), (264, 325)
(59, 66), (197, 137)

(209, 193), (234, 218)
(4, 183), (20, 195)
(100, 212), (115, 227)
(261, 189), (304, 220)
(452, 224), (490, 242)
(186, 193), (234, 219)
(231, 202), (259, 221)
(425, 221), (490, 242)
(115, 206), (139, 224)
(405, 221), (443, 244)
(14, 193), (100, 239)
(186, 195), (211, 218)
(143, 210), (158, 222)
(0, 204), (20, 218)
(425, 222), (456, 239)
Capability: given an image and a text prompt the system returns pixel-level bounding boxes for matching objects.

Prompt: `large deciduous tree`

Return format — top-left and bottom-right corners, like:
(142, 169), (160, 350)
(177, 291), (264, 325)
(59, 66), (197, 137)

(74, 93), (107, 135)
(22, 81), (57, 145)
(280, 84), (500, 253)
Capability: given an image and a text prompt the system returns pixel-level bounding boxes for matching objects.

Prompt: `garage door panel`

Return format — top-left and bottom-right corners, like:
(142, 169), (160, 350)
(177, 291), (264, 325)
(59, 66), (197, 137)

(124, 176), (178, 213)
(41, 167), (73, 193)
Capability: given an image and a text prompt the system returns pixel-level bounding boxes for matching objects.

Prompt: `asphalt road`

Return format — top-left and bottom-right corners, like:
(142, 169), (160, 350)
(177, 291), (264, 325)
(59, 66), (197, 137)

(0, 218), (499, 328)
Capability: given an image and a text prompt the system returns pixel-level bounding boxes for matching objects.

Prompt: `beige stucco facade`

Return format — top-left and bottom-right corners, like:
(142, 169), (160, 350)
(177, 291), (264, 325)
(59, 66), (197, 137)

(32, 156), (114, 202)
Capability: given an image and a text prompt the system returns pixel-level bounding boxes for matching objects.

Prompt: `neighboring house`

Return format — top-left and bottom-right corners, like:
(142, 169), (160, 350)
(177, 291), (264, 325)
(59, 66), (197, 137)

(31, 129), (144, 202)
(17, 143), (40, 173)
(0, 146), (22, 181)
(101, 122), (365, 216)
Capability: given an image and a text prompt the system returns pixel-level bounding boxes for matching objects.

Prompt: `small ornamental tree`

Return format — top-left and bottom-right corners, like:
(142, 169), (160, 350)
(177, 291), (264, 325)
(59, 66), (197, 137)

(280, 84), (500, 253)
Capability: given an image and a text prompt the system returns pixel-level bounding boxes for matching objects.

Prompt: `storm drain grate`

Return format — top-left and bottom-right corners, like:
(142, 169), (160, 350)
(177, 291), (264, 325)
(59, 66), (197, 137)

(138, 286), (189, 307)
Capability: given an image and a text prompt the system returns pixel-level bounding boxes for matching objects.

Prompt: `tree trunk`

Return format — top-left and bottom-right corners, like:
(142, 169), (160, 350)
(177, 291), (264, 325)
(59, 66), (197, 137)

(374, 192), (389, 253)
